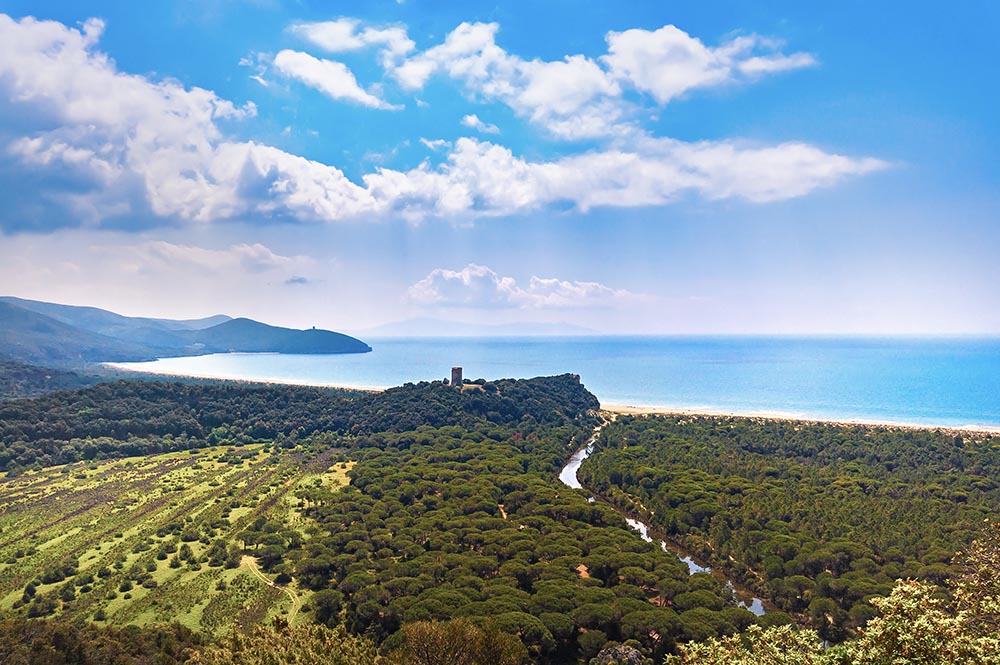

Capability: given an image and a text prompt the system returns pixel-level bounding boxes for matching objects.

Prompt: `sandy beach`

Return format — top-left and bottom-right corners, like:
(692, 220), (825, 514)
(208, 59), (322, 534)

(602, 403), (1000, 435)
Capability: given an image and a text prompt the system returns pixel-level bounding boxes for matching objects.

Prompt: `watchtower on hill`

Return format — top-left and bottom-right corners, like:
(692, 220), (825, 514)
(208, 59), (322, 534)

(451, 366), (463, 387)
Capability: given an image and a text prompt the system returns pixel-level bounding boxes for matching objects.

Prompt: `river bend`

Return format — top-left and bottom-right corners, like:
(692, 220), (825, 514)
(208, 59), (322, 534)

(559, 427), (767, 616)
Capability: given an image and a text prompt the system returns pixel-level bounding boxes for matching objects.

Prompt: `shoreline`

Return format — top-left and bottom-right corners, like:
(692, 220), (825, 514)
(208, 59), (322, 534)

(103, 364), (1000, 435)
(602, 403), (1000, 435)
(101, 364), (387, 393)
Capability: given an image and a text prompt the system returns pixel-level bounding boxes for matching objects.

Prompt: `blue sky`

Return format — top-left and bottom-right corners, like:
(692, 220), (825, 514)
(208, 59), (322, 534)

(0, 1), (997, 334)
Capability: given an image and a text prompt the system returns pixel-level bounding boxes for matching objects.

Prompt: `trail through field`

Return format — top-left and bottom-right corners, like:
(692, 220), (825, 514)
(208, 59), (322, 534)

(241, 555), (301, 625)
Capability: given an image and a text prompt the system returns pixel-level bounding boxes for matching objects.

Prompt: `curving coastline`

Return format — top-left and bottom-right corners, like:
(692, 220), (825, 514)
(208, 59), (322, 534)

(602, 403), (1000, 435)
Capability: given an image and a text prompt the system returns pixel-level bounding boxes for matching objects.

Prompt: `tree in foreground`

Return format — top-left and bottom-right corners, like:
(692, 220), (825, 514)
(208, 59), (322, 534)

(668, 624), (826, 665)
(952, 519), (1000, 636)
(671, 521), (1000, 665)
(189, 622), (383, 665)
(386, 618), (527, 665)
(844, 579), (1000, 665)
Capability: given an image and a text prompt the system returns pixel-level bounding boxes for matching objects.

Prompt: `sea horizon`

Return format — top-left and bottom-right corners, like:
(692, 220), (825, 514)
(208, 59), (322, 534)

(107, 334), (1000, 431)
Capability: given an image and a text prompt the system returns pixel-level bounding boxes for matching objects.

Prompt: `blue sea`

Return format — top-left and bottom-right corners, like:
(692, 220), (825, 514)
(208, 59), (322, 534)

(109, 336), (1000, 429)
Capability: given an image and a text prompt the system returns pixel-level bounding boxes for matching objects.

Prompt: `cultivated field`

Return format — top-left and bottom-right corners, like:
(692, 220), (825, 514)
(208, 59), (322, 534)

(0, 442), (352, 633)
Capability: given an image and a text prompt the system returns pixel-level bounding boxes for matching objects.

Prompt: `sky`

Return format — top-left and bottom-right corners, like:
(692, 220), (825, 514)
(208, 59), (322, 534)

(0, 1), (998, 335)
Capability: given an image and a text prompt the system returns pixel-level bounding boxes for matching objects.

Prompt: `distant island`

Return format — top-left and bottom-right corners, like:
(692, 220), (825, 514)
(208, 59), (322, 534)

(0, 296), (371, 367)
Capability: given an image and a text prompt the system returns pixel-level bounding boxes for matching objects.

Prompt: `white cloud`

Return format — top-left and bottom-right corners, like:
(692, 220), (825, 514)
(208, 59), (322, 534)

(239, 51), (272, 87)
(388, 21), (812, 140)
(133, 241), (307, 275)
(363, 137), (886, 220)
(291, 18), (414, 68)
(0, 14), (381, 227)
(273, 49), (400, 110)
(460, 114), (499, 134)
(408, 264), (637, 308)
(738, 52), (817, 76)
(392, 22), (623, 139)
(420, 138), (450, 151)
(0, 13), (884, 231)
(602, 27), (816, 104)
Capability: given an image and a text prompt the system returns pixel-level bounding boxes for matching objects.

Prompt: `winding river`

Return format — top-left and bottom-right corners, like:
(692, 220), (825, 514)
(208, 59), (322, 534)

(559, 428), (767, 616)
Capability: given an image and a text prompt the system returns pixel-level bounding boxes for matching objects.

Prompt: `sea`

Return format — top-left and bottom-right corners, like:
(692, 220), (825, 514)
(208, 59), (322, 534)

(108, 336), (1000, 429)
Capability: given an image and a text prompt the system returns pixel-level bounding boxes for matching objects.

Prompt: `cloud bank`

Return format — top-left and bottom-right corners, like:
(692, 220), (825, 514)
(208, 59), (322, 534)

(0, 13), (884, 233)
(408, 264), (637, 308)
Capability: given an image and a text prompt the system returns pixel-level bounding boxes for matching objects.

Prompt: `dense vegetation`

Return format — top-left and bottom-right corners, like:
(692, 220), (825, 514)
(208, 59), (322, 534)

(0, 375), (596, 473)
(0, 360), (98, 400)
(1, 375), (761, 662)
(671, 521), (1000, 664)
(0, 616), (207, 664)
(284, 421), (759, 662)
(579, 414), (1000, 641)
(3, 374), (998, 663)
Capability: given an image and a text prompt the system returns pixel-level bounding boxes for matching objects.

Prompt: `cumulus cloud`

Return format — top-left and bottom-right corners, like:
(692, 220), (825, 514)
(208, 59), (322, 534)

(460, 114), (499, 134)
(0, 13), (883, 232)
(408, 263), (637, 308)
(392, 22), (624, 139)
(602, 27), (816, 104)
(387, 21), (813, 139)
(273, 50), (400, 109)
(0, 14), (382, 229)
(291, 18), (414, 68)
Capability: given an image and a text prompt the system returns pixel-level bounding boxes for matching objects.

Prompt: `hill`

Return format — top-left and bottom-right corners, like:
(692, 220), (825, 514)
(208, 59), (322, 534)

(0, 296), (230, 336)
(0, 301), (164, 365)
(0, 297), (371, 366)
(0, 359), (99, 399)
(185, 318), (371, 354)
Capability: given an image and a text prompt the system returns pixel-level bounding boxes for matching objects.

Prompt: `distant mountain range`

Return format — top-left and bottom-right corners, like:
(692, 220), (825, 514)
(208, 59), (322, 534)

(0, 297), (371, 366)
(355, 317), (598, 337)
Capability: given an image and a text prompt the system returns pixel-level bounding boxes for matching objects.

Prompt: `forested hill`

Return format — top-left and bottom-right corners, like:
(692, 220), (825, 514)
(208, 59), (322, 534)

(0, 360), (100, 400)
(0, 374), (598, 473)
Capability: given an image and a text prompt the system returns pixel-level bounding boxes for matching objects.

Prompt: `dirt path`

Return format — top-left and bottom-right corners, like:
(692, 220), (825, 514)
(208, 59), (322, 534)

(241, 555), (301, 625)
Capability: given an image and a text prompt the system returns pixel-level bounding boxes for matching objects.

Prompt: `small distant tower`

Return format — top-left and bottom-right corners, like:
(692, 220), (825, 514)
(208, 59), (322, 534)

(451, 366), (463, 387)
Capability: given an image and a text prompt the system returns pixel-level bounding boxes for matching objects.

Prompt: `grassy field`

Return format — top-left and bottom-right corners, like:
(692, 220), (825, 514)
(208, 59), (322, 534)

(0, 443), (352, 633)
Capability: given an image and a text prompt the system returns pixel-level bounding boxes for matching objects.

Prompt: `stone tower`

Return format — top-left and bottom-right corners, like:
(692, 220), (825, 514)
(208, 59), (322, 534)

(451, 366), (463, 387)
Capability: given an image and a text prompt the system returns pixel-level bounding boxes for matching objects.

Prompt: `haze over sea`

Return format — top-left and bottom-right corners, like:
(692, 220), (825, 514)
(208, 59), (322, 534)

(111, 336), (1000, 429)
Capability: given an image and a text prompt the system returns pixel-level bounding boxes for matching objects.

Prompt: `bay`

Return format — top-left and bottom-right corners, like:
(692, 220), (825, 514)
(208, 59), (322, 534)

(109, 335), (1000, 428)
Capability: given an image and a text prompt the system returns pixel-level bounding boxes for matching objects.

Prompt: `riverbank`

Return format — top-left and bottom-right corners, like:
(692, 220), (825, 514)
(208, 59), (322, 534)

(602, 404), (1000, 435)
(558, 425), (771, 616)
